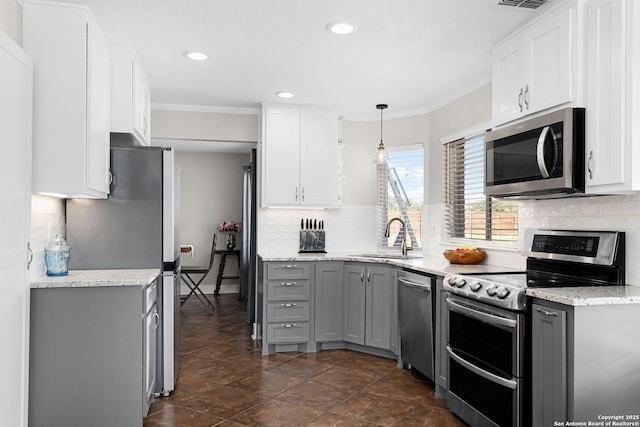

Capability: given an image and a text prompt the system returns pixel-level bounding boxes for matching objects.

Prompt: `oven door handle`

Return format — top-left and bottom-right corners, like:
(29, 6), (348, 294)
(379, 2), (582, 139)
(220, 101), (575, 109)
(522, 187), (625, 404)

(447, 346), (517, 390)
(446, 298), (517, 329)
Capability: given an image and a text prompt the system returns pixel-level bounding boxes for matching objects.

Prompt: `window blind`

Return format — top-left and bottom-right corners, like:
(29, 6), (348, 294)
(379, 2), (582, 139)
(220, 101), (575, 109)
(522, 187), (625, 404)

(443, 132), (518, 241)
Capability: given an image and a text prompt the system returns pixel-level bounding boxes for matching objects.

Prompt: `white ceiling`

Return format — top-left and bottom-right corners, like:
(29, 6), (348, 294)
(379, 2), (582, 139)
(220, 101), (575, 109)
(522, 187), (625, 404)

(58, 0), (546, 120)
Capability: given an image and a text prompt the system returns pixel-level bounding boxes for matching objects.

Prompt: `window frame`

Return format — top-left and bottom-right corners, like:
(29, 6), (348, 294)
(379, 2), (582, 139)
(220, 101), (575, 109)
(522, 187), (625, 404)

(377, 143), (424, 251)
(442, 126), (519, 246)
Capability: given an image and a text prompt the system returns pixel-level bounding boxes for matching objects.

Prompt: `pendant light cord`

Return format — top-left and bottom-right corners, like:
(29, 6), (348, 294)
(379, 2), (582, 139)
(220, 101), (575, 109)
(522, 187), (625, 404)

(376, 104), (388, 148)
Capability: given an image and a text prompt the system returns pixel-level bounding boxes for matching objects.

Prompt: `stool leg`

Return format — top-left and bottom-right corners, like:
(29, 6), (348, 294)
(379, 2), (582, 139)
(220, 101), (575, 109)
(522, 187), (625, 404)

(215, 254), (227, 297)
(180, 272), (214, 315)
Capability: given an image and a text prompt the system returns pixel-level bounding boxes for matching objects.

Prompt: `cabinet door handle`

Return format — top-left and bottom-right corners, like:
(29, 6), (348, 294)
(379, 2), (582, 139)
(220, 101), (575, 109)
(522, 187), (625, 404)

(587, 150), (595, 180)
(281, 282), (297, 286)
(26, 242), (33, 270)
(367, 271), (371, 283)
(536, 307), (558, 317)
(295, 187), (299, 202)
(524, 84), (530, 110)
(281, 303), (297, 307)
(518, 88), (524, 112)
(153, 312), (160, 327)
(301, 187), (305, 202)
(360, 270), (364, 283)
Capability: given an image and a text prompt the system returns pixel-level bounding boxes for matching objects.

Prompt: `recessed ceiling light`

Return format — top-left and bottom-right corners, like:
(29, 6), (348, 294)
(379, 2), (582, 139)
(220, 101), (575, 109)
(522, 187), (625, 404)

(276, 91), (295, 99)
(326, 21), (357, 35)
(183, 50), (209, 61)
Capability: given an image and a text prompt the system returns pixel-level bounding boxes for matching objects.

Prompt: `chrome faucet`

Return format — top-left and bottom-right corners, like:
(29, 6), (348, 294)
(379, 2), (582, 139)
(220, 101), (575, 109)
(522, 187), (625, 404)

(384, 217), (411, 257)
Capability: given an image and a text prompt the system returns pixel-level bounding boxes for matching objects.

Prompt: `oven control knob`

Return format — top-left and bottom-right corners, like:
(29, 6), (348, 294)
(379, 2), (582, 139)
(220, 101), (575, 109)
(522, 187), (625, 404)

(497, 288), (511, 299)
(470, 282), (482, 292)
(486, 286), (497, 296)
(455, 277), (467, 288)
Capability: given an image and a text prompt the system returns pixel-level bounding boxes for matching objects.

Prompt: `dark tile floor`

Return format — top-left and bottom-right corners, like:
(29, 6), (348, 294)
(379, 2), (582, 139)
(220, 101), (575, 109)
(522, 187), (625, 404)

(144, 294), (467, 427)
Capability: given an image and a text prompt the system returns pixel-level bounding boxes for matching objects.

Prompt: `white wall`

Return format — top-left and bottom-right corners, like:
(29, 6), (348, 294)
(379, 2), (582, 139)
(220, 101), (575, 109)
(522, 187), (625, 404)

(177, 151), (250, 294)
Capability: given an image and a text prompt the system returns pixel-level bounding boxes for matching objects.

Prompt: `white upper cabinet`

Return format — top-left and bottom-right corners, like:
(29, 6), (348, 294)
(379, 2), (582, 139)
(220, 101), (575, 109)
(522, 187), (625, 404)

(585, 0), (640, 193)
(25, 1), (110, 198)
(110, 46), (151, 146)
(261, 104), (340, 208)
(492, 0), (582, 127)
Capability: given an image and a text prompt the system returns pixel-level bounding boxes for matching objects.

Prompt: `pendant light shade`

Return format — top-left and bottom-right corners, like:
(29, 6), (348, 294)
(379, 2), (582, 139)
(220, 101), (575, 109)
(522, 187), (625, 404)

(375, 104), (388, 164)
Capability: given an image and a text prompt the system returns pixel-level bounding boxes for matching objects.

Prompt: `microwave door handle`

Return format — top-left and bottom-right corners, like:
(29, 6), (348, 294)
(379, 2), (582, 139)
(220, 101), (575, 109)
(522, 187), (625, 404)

(536, 126), (551, 178)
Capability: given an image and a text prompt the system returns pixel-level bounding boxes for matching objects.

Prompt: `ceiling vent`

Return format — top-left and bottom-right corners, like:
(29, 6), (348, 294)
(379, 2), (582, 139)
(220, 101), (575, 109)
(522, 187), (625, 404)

(492, 0), (549, 10)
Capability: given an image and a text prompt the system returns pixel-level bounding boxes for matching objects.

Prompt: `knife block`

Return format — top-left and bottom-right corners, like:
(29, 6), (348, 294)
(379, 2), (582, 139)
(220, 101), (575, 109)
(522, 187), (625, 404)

(299, 230), (326, 253)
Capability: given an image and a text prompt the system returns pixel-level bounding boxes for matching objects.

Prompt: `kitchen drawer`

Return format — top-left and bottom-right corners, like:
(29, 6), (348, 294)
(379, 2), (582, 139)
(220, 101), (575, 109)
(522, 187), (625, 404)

(267, 280), (310, 301)
(266, 302), (310, 322)
(143, 278), (158, 314)
(266, 322), (310, 343)
(267, 263), (311, 280)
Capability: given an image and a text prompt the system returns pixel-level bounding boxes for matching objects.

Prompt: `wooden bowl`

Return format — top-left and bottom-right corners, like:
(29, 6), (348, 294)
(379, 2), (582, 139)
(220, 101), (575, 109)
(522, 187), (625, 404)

(443, 249), (486, 265)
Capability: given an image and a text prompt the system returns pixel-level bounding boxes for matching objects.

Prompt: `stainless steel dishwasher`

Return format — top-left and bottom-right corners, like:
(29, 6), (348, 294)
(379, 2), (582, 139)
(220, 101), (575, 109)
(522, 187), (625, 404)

(398, 269), (434, 381)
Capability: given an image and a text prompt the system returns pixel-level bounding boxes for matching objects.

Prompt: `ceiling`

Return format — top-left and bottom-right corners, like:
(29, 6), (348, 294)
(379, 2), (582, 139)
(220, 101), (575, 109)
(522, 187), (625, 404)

(58, 0), (545, 121)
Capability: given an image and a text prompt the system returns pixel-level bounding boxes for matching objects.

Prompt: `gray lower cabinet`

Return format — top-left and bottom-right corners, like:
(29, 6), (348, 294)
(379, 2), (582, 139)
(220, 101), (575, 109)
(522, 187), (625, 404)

(29, 279), (158, 427)
(343, 263), (394, 351)
(143, 280), (159, 413)
(343, 264), (367, 345)
(261, 262), (314, 354)
(531, 302), (567, 426)
(259, 259), (397, 356)
(315, 262), (344, 342)
(434, 276), (448, 398)
(531, 299), (640, 423)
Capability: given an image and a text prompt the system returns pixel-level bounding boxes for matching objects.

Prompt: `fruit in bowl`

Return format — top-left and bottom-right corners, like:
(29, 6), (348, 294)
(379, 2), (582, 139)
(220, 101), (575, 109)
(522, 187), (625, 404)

(443, 246), (486, 264)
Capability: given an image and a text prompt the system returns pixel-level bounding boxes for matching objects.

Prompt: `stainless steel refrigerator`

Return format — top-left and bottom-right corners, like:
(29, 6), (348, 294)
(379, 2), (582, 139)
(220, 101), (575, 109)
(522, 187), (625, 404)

(240, 148), (257, 322)
(66, 146), (180, 397)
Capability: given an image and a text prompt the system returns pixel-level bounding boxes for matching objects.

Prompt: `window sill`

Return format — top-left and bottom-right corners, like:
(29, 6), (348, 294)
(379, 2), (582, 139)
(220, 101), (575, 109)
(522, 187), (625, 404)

(442, 238), (520, 252)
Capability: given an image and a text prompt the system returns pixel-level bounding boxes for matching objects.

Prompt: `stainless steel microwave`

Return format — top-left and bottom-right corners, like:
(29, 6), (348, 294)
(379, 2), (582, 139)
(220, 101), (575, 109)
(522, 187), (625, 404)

(485, 107), (585, 199)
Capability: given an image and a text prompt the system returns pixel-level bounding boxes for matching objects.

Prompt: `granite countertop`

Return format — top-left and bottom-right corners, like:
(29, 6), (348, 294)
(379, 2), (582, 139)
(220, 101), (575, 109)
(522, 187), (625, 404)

(31, 269), (160, 289)
(526, 286), (640, 306)
(258, 252), (522, 277)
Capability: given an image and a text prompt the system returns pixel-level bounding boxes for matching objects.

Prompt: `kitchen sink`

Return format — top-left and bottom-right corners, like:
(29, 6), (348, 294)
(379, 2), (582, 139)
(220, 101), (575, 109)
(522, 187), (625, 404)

(349, 253), (423, 260)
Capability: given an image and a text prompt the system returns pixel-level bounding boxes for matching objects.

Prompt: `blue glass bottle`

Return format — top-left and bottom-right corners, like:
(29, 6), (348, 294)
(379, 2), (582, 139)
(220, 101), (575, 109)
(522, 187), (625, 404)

(44, 235), (70, 276)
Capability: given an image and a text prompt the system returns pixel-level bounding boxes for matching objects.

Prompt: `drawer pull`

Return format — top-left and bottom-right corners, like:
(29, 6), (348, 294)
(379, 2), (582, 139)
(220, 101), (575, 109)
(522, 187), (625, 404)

(280, 324), (297, 328)
(281, 264), (298, 269)
(281, 282), (297, 286)
(536, 307), (558, 317)
(281, 303), (297, 307)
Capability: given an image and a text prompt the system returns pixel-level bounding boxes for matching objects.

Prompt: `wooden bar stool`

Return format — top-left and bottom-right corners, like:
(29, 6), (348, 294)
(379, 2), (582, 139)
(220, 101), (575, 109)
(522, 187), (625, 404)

(213, 248), (240, 297)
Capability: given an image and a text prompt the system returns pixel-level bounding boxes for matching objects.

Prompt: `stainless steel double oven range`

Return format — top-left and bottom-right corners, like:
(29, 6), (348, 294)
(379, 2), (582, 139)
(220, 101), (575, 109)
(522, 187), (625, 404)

(443, 229), (625, 427)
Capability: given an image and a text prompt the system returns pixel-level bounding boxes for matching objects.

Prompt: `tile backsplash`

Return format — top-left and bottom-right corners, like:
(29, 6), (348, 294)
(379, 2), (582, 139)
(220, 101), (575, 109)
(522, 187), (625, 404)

(258, 205), (378, 254)
(519, 194), (640, 286)
(427, 194), (640, 286)
(30, 195), (65, 278)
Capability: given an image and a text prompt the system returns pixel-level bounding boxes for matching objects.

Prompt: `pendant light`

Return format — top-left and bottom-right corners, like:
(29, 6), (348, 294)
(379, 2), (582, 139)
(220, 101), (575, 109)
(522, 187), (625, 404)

(375, 103), (388, 164)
